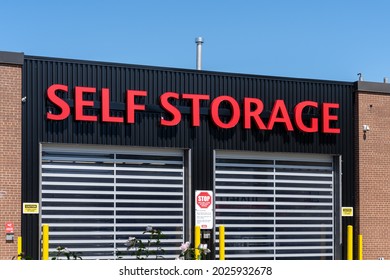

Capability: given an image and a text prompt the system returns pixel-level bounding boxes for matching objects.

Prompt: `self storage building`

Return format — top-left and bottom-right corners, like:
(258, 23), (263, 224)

(1, 51), (389, 260)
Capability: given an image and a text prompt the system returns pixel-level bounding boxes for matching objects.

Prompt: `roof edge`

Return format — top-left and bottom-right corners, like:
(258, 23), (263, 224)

(0, 51), (24, 65)
(356, 81), (390, 94)
(24, 54), (354, 86)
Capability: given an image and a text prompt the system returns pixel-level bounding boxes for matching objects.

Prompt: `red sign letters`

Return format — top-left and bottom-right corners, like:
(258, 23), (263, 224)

(46, 84), (340, 134)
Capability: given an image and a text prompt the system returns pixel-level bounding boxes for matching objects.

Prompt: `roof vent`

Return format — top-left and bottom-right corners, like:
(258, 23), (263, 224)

(195, 37), (204, 70)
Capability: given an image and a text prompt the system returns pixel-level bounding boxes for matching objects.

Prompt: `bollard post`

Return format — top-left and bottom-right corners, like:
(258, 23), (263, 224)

(194, 225), (201, 260)
(42, 224), (49, 260)
(358, 234), (363, 260)
(17, 236), (22, 260)
(219, 225), (225, 260)
(347, 225), (353, 260)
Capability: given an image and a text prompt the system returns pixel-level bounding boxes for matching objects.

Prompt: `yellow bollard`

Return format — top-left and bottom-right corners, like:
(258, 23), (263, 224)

(194, 225), (201, 260)
(42, 224), (49, 260)
(17, 236), (22, 260)
(347, 225), (353, 260)
(219, 225), (225, 260)
(358, 234), (363, 260)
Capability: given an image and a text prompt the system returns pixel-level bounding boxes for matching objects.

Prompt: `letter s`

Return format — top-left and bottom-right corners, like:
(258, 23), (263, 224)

(160, 92), (181, 126)
(47, 84), (70, 120)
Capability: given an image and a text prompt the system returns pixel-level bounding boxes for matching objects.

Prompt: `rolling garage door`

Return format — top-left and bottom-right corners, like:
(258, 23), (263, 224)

(40, 144), (186, 260)
(214, 151), (336, 260)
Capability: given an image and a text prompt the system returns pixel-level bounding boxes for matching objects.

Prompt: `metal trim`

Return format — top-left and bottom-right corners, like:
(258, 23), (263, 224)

(0, 51), (24, 65)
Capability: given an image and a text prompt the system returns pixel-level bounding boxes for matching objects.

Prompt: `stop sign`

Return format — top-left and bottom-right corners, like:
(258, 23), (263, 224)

(196, 191), (212, 209)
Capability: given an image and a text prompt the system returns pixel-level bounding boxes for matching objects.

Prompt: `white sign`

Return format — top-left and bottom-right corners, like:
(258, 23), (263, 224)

(195, 191), (213, 229)
(196, 210), (213, 229)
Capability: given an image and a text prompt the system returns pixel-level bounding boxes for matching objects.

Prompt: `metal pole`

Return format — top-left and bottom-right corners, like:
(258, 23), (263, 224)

(358, 234), (363, 260)
(347, 225), (353, 260)
(17, 236), (22, 260)
(219, 225), (225, 260)
(195, 37), (203, 70)
(42, 224), (49, 260)
(194, 225), (201, 260)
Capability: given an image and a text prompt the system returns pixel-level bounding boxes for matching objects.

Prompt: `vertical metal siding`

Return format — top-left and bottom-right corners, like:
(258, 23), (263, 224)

(22, 56), (355, 259)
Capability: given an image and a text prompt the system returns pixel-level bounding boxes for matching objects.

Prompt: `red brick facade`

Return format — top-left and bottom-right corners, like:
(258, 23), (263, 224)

(356, 84), (390, 260)
(0, 63), (22, 259)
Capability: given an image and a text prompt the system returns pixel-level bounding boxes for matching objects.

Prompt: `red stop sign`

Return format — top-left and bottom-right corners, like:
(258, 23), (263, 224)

(197, 192), (212, 209)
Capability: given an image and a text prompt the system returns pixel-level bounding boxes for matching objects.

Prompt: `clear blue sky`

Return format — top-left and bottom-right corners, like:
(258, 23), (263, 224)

(2, 0), (390, 82)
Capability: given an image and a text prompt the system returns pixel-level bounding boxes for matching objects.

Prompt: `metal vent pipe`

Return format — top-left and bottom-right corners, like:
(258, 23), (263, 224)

(195, 37), (204, 70)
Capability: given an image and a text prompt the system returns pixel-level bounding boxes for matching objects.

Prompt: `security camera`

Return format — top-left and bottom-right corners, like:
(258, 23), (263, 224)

(21, 96), (27, 103)
(362, 125), (370, 132)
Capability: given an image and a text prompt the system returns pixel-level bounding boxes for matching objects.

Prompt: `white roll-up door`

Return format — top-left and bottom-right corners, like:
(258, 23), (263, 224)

(214, 151), (335, 260)
(41, 144), (186, 260)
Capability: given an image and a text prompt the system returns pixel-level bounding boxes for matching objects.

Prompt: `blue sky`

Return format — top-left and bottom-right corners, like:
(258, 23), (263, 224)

(2, 0), (390, 82)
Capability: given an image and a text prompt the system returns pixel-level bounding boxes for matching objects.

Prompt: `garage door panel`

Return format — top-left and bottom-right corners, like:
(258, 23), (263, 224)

(215, 151), (335, 260)
(41, 145), (186, 260)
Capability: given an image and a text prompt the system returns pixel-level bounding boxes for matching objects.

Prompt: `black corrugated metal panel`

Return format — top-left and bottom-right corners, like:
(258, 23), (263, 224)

(22, 55), (355, 259)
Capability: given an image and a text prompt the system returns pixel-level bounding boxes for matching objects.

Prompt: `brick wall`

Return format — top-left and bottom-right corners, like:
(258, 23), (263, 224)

(0, 62), (22, 259)
(357, 87), (390, 260)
